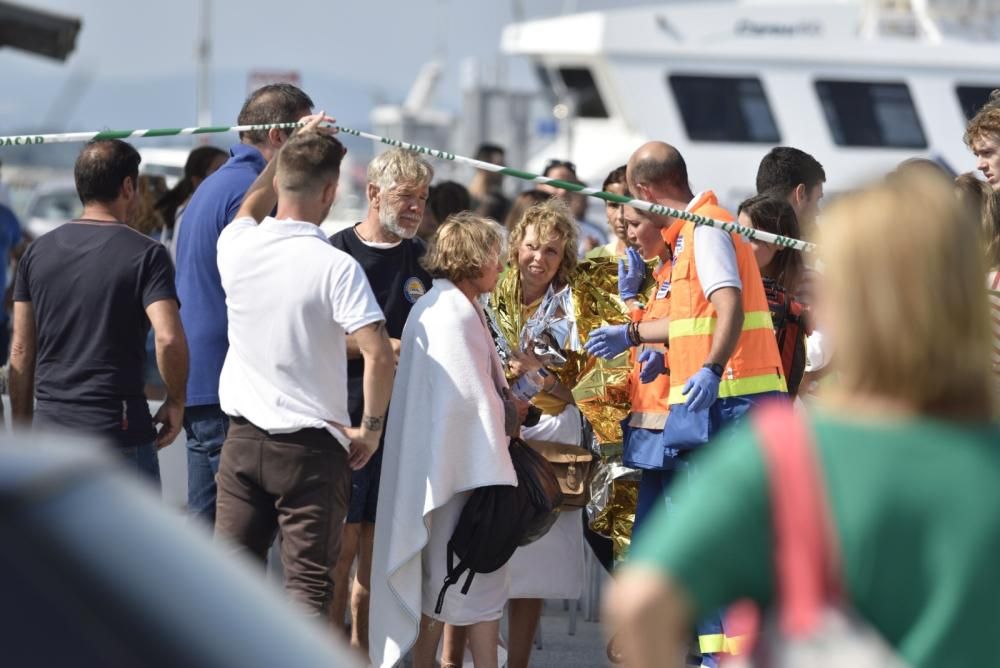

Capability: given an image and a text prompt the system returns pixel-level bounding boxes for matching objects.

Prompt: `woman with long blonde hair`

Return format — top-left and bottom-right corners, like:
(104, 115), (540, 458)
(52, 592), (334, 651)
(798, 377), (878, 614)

(462, 198), (585, 668)
(605, 172), (1000, 668)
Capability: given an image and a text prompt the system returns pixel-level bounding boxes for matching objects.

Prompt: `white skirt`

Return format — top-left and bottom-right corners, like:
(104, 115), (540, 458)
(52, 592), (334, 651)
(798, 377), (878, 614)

(421, 490), (510, 625)
(508, 405), (586, 600)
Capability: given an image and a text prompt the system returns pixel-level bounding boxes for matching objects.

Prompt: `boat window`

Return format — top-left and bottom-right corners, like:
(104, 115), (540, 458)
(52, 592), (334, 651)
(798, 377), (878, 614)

(667, 75), (781, 143)
(535, 64), (557, 104)
(815, 80), (926, 148)
(556, 67), (609, 118)
(956, 85), (1000, 120)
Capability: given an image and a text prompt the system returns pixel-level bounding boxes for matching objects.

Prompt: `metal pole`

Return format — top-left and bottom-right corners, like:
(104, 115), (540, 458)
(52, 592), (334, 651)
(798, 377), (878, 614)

(196, 0), (212, 129)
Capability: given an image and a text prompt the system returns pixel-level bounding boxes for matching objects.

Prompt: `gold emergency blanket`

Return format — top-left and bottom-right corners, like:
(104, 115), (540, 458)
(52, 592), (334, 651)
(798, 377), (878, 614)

(485, 256), (657, 557)
(485, 256), (649, 446)
(588, 461), (640, 564)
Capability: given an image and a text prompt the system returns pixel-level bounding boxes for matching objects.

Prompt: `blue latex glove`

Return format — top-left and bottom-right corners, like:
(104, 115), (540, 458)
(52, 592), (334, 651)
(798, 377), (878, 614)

(585, 324), (631, 359)
(682, 367), (721, 413)
(617, 247), (646, 301)
(638, 349), (666, 384)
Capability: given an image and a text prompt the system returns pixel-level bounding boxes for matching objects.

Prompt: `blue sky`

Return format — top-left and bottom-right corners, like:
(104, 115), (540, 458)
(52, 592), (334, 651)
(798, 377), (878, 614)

(0, 0), (653, 133)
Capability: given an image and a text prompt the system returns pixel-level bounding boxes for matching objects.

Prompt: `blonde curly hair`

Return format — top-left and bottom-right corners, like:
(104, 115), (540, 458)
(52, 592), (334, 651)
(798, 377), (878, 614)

(507, 197), (579, 287)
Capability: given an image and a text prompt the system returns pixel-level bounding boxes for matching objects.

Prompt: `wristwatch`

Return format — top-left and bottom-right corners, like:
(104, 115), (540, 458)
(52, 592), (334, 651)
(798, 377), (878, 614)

(703, 362), (724, 378)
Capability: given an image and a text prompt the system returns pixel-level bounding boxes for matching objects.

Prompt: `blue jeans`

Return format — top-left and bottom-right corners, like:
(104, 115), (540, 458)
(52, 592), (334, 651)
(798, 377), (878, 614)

(643, 392), (786, 666)
(119, 441), (161, 489)
(634, 465), (684, 536)
(184, 404), (228, 524)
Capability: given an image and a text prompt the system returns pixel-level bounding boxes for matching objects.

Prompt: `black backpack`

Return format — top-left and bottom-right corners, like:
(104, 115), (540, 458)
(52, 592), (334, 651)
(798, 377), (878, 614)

(434, 438), (563, 614)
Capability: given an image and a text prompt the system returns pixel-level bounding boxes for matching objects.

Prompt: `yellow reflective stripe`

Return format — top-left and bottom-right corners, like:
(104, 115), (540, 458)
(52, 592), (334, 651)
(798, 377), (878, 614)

(669, 310), (774, 339)
(698, 633), (749, 656)
(719, 372), (788, 398)
(743, 310), (776, 330)
(668, 372), (787, 404)
(699, 633), (725, 654)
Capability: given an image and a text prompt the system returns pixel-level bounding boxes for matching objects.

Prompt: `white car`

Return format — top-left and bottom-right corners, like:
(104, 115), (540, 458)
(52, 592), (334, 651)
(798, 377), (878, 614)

(23, 180), (81, 238)
(138, 147), (192, 188)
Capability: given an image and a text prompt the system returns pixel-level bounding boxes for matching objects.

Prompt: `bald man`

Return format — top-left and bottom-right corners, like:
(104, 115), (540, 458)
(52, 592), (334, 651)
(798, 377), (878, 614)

(585, 142), (786, 666)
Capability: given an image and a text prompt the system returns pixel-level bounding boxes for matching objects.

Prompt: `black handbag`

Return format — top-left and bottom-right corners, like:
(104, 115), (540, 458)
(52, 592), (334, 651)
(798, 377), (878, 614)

(434, 438), (562, 613)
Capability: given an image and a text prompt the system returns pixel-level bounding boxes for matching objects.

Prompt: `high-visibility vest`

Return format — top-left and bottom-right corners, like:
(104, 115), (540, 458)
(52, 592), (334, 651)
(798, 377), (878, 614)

(661, 191), (787, 404)
(627, 262), (671, 429)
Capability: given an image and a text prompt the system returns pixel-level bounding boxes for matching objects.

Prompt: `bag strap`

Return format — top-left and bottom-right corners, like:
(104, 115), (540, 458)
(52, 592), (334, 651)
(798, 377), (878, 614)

(435, 545), (473, 615)
(753, 402), (842, 637)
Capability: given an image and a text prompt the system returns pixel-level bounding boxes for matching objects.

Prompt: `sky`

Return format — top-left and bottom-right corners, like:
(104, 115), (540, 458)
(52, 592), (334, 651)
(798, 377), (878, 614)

(0, 0), (654, 136)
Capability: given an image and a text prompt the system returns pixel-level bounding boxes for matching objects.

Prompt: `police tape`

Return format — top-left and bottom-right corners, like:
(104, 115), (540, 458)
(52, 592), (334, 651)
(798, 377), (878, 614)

(0, 123), (304, 146)
(0, 122), (816, 253)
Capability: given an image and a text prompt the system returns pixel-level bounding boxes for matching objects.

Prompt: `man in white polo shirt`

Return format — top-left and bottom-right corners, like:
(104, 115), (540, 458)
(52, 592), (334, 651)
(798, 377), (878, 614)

(213, 114), (395, 618)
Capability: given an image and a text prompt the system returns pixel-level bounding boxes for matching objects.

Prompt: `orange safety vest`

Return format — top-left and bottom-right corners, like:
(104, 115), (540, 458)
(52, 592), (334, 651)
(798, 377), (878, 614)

(627, 262), (671, 429)
(660, 191), (786, 404)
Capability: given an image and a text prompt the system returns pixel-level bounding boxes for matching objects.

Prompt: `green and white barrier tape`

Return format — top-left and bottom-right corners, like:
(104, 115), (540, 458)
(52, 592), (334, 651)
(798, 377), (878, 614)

(0, 123), (304, 146)
(0, 122), (816, 253)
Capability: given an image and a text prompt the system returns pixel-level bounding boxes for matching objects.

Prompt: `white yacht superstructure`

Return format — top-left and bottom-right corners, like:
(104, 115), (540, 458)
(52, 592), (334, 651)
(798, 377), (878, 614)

(502, 0), (1000, 204)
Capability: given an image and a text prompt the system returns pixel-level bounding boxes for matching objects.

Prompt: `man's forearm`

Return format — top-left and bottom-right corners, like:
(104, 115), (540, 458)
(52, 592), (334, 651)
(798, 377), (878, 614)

(156, 337), (189, 405)
(637, 317), (670, 344)
(359, 349), (394, 437)
(8, 347), (34, 424)
(706, 289), (744, 368)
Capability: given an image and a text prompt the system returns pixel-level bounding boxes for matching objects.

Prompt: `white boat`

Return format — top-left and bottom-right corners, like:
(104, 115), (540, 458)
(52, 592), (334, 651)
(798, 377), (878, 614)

(501, 0), (1000, 206)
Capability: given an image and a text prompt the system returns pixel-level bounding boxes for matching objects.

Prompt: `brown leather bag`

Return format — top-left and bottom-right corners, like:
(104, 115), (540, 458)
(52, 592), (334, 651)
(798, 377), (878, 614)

(526, 440), (595, 511)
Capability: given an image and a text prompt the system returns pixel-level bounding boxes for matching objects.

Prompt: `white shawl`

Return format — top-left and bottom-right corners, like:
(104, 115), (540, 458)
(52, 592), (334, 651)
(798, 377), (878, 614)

(369, 279), (517, 668)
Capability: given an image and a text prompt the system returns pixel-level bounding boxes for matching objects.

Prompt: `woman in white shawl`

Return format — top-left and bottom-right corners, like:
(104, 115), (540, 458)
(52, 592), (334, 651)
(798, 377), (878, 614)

(446, 198), (587, 668)
(369, 213), (521, 668)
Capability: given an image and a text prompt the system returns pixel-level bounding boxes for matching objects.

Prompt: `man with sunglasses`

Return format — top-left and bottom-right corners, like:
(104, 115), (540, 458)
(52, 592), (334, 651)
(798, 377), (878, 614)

(469, 143), (511, 224)
(540, 160), (608, 255)
(538, 158), (577, 195)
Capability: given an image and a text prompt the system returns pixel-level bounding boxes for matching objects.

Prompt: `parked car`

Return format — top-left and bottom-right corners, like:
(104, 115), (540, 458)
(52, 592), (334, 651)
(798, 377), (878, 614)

(22, 179), (80, 238)
(139, 147), (193, 188)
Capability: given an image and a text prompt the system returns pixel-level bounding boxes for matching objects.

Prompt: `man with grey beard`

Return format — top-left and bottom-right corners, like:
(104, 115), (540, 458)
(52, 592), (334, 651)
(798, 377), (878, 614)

(328, 148), (434, 650)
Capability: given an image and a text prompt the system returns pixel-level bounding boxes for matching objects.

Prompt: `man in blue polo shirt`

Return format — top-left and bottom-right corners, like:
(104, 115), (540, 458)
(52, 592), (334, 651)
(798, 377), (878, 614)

(175, 83), (315, 524)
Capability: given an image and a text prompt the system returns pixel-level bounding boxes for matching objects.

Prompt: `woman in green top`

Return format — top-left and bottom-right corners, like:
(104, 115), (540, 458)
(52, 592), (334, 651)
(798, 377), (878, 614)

(603, 170), (1000, 668)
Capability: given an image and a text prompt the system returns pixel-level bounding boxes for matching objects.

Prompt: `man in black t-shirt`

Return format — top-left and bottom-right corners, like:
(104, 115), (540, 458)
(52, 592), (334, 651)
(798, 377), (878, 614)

(328, 147), (434, 649)
(9, 140), (189, 486)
